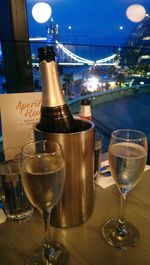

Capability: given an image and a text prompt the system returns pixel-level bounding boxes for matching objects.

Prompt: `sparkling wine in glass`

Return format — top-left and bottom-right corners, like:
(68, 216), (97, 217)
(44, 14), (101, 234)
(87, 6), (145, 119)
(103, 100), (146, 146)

(21, 140), (69, 265)
(102, 129), (148, 249)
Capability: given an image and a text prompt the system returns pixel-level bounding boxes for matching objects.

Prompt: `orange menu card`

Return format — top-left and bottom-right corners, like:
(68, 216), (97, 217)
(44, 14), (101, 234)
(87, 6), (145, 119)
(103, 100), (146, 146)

(0, 92), (41, 149)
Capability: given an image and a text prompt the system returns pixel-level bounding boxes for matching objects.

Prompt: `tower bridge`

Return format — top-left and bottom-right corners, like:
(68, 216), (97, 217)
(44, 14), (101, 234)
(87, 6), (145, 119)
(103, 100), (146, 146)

(56, 40), (117, 66)
(31, 16), (118, 67)
(31, 38), (118, 67)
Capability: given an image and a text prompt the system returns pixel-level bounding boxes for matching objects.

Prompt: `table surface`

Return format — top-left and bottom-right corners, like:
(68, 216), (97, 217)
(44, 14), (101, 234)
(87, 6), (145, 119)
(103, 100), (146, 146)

(1, 167), (150, 265)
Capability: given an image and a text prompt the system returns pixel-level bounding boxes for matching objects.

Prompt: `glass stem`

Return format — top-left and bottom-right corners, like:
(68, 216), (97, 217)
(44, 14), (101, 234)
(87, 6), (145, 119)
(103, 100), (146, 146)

(117, 193), (127, 236)
(120, 193), (127, 222)
(43, 210), (56, 262)
(43, 210), (51, 244)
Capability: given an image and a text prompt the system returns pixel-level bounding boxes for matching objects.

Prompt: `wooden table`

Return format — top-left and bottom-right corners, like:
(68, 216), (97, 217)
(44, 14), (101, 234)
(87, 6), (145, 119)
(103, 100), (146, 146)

(0, 169), (150, 265)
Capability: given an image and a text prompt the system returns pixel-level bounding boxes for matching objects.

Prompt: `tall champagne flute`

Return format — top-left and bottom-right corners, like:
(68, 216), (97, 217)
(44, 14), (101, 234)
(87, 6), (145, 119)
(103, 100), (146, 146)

(21, 140), (69, 265)
(102, 129), (148, 249)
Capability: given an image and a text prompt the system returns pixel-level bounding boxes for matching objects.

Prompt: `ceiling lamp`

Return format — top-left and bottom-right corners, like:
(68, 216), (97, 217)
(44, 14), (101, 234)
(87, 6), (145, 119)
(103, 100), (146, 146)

(32, 2), (52, 23)
(126, 4), (146, 23)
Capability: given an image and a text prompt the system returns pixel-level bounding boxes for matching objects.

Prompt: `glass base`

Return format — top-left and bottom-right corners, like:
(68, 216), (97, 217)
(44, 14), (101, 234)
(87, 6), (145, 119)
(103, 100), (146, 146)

(6, 206), (34, 221)
(102, 219), (140, 250)
(26, 241), (69, 265)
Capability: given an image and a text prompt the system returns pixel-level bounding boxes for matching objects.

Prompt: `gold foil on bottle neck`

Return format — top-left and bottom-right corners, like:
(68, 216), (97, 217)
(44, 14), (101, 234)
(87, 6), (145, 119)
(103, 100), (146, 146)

(40, 60), (65, 107)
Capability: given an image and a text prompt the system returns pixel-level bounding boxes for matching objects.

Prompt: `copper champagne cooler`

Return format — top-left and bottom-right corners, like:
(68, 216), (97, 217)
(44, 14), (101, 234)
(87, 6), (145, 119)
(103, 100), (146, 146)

(34, 118), (95, 227)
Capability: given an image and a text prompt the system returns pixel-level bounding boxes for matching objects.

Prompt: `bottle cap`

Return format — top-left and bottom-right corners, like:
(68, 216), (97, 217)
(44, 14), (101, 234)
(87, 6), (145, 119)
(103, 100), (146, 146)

(38, 46), (55, 62)
(81, 99), (91, 106)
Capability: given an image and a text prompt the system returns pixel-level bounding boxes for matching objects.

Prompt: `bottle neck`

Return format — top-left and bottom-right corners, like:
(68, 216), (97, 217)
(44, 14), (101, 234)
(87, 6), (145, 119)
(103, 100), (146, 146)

(40, 60), (65, 107)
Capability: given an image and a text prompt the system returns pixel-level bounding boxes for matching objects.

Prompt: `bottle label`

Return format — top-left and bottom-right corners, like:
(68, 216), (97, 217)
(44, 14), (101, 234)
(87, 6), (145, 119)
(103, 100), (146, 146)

(79, 106), (92, 120)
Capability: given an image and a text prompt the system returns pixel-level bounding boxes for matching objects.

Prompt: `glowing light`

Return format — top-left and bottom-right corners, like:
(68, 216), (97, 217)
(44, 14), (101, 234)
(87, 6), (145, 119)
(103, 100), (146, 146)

(126, 4), (146, 23)
(119, 26), (124, 30)
(86, 77), (99, 92)
(29, 37), (47, 41)
(68, 26), (72, 30)
(32, 3), (52, 23)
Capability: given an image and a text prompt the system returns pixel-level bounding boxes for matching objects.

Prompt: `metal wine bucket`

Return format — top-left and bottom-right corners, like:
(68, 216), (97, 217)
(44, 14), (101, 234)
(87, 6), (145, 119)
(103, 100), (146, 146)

(34, 117), (95, 227)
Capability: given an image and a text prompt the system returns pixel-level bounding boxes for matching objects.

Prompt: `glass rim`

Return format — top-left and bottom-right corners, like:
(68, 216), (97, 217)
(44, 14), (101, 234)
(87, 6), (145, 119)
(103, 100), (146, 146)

(22, 140), (62, 157)
(111, 129), (147, 141)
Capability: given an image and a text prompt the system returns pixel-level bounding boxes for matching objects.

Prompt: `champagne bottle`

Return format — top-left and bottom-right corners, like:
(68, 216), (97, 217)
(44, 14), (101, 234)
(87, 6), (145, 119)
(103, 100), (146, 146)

(37, 46), (78, 133)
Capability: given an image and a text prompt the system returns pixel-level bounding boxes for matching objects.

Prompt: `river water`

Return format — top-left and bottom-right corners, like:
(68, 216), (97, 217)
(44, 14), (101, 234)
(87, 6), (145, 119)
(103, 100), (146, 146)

(93, 92), (150, 163)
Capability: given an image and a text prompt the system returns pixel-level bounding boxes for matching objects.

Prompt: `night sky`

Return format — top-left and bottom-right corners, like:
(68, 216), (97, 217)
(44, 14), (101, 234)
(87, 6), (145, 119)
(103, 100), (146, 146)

(26, 0), (150, 46)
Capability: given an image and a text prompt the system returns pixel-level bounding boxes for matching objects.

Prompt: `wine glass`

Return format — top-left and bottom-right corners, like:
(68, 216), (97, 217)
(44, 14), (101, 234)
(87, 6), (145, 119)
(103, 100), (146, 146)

(20, 140), (69, 265)
(102, 129), (148, 249)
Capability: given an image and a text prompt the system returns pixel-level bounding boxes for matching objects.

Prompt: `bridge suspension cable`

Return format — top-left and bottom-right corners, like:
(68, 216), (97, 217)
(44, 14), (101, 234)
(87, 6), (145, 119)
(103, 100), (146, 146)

(56, 41), (117, 65)
(56, 41), (95, 64)
(96, 54), (117, 64)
